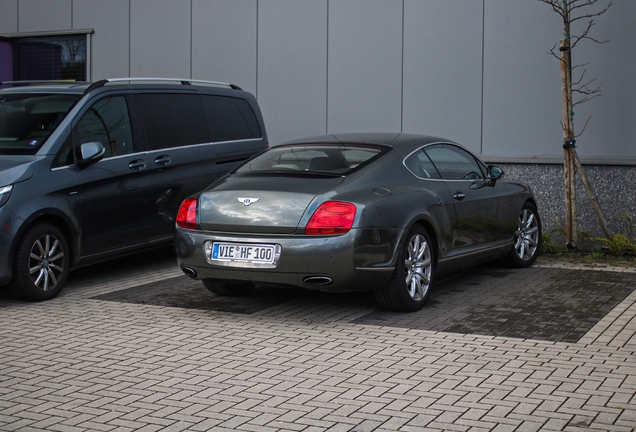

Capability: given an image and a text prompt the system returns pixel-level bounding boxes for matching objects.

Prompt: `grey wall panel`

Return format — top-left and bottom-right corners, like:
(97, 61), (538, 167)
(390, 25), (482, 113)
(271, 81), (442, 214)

(73, 0), (130, 80)
(327, 0), (403, 134)
(402, 0), (483, 154)
(482, 0), (563, 160)
(18, 0), (71, 32)
(130, 0), (191, 78)
(0, 0), (18, 33)
(567, 0), (636, 160)
(192, 0), (257, 94)
(483, 0), (636, 163)
(258, 0), (328, 145)
(2, 1), (635, 163)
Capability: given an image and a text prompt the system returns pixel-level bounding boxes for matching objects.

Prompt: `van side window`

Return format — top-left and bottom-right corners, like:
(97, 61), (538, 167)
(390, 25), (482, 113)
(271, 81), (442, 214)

(138, 93), (208, 150)
(53, 96), (134, 167)
(52, 134), (74, 167)
(74, 96), (135, 158)
(201, 95), (262, 142)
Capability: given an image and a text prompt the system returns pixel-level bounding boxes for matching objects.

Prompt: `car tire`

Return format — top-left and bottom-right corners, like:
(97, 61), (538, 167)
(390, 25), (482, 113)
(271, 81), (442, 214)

(203, 279), (254, 296)
(508, 202), (541, 268)
(9, 223), (70, 302)
(375, 225), (434, 312)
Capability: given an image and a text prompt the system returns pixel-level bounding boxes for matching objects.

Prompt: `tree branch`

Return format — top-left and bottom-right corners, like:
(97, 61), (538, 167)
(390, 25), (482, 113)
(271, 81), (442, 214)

(574, 115), (593, 138)
(538, 0), (566, 19)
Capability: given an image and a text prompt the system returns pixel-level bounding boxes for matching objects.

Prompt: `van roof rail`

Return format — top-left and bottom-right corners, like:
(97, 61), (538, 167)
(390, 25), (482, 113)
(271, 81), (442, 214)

(84, 77), (242, 93)
(0, 80), (90, 87)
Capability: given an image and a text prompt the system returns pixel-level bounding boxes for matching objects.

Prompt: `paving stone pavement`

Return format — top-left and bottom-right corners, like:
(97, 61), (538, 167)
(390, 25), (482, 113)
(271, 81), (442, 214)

(1, 249), (635, 432)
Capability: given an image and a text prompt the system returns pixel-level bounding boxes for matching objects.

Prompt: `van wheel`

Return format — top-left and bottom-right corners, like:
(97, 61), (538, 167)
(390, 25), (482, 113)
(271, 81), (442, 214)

(375, 225), (434, 312)
(203, 279), (254, 296)
(9, 223), (70, 302)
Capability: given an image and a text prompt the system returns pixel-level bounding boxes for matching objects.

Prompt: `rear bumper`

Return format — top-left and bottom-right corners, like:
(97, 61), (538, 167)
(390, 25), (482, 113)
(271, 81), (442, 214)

(175, 227), (401, 292)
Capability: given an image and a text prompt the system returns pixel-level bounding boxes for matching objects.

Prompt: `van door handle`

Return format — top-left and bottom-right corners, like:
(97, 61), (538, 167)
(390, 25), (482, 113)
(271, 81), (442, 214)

(129, 159), (146, 170)
(453, 192), (466, 201)
(155, 155), (171, 166)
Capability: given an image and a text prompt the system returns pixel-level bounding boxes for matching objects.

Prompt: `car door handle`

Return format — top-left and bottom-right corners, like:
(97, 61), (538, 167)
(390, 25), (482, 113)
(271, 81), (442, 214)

(453, 192), (466, 201)
(155, 155), (171, 166)
(129, 159), (146, 170)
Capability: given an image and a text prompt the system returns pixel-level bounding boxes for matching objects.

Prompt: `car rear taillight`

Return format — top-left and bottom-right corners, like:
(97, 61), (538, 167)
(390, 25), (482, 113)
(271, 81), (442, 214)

(305, 201), (356, 235)
(176, 197), (198, 230)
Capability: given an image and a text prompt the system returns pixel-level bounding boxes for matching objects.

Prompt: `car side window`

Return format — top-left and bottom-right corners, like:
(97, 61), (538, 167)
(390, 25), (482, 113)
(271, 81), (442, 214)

(424, 144), (485, 180)
(404, 150), (441, 179)
(138, 93), (208, 150)
(201, 95), (262, 142)
(74, 96), (135, 158)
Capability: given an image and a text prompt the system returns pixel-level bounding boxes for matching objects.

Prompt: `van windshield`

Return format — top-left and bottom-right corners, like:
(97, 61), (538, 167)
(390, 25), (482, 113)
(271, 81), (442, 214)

(0, 93), (80, 155)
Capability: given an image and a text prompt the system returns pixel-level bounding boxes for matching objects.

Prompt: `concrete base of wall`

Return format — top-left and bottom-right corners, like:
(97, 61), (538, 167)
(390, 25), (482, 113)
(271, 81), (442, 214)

(498, 163), (636, 243)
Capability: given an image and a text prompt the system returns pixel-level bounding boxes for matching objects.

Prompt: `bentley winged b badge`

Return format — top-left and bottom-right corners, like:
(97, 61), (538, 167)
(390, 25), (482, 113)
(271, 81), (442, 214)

(238, 197), (260, 206)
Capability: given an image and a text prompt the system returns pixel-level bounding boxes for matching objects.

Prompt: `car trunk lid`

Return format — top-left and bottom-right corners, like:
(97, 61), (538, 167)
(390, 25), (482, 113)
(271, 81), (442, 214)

(198, 175), (344, 234)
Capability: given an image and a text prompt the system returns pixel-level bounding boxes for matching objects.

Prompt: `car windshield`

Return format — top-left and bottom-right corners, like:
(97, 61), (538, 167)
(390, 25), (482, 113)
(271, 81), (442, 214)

(235, 144), (388, 175)
(0, 93), (80, 155)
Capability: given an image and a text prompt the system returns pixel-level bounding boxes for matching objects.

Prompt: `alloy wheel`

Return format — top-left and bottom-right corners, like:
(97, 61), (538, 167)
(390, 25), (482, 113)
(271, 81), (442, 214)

(28, 234), (66, 292)
(514, 208), (540, 261)
(404, 233), (432, 301)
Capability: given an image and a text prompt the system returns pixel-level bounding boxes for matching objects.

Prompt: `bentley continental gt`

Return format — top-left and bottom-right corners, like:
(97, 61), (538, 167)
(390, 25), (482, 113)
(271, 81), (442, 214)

(174, 133), (541, 312)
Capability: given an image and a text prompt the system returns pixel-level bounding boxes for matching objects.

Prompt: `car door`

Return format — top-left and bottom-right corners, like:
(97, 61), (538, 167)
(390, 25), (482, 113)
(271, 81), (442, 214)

(72, 94), (153, 257)
(424, 144), (512, 250)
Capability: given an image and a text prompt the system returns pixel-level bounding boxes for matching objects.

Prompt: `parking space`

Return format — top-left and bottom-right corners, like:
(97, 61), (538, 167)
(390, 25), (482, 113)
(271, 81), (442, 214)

(1, 250), (635, 431)
(89, 257), (636, 344)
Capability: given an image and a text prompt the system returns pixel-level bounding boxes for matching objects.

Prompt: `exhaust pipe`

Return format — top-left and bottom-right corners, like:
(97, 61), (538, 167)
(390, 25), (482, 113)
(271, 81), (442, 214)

(181, 267), (198, 278)
(303, 276), (333, 287)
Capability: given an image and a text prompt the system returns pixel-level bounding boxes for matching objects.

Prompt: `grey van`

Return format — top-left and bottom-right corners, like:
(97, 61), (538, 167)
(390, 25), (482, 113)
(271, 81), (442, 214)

(0, 78), (268, 301)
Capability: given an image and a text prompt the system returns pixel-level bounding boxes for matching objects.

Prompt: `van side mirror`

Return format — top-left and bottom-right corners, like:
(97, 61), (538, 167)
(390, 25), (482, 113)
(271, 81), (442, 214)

(487, 165), (503, 180)
(77, 142), (105, 166)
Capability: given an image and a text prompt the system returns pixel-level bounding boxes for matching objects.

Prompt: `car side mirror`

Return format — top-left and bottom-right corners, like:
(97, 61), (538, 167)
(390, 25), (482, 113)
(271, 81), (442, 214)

(77, 141), (105, 166)
(487, 165), (503, 180)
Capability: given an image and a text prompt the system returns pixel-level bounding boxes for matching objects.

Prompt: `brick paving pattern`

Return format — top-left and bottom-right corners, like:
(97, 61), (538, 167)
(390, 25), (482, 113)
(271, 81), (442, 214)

(356, 266), (636, 343)
(1, 250), (635, 431)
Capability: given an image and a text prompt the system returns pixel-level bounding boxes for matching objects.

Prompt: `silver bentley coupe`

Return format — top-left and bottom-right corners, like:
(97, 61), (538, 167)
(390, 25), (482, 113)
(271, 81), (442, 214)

(175, 133), (541, 312)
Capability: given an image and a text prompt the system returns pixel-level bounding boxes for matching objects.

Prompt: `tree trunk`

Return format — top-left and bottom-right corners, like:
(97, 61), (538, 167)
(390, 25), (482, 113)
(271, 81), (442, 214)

(571, 149), (611, 239)
(560, 38), (578, 249)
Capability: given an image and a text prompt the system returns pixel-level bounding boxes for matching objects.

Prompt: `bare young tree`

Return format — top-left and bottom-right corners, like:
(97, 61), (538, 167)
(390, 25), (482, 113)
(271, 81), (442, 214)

(538, 0), (612, 248)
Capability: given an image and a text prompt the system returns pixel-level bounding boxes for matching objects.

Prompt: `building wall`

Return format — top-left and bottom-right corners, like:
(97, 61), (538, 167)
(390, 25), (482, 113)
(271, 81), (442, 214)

(1, 0), (635, 236)
(1, 0), (633, 160)
(500, 163), (636, 242)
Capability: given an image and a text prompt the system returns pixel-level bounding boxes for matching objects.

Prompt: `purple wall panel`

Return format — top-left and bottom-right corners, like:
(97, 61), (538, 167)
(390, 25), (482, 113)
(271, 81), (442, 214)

(0, 42), (13, 83)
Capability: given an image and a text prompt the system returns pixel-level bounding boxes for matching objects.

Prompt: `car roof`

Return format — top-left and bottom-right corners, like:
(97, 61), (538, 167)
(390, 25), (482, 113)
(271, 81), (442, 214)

(281, 132), (457, 152)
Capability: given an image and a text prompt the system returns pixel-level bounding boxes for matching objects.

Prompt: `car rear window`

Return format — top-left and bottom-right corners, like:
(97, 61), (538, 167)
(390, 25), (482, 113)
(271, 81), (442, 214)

(235, 144), (388, 175)
(0, 93), (80, 155)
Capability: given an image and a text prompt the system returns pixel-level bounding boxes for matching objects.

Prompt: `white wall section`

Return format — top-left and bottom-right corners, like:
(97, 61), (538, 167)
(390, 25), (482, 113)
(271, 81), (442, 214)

(327, 0), (403, 135)
(258, 0), (328, 145)
(192, 0), (257, 94)
(402, 0), (484, 154)
(129, 0), (191, 78)
(73, 0), (129, 79)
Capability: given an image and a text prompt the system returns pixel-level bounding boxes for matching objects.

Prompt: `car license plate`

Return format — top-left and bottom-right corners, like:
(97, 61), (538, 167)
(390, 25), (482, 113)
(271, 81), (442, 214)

(210, 242), (276, 264)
